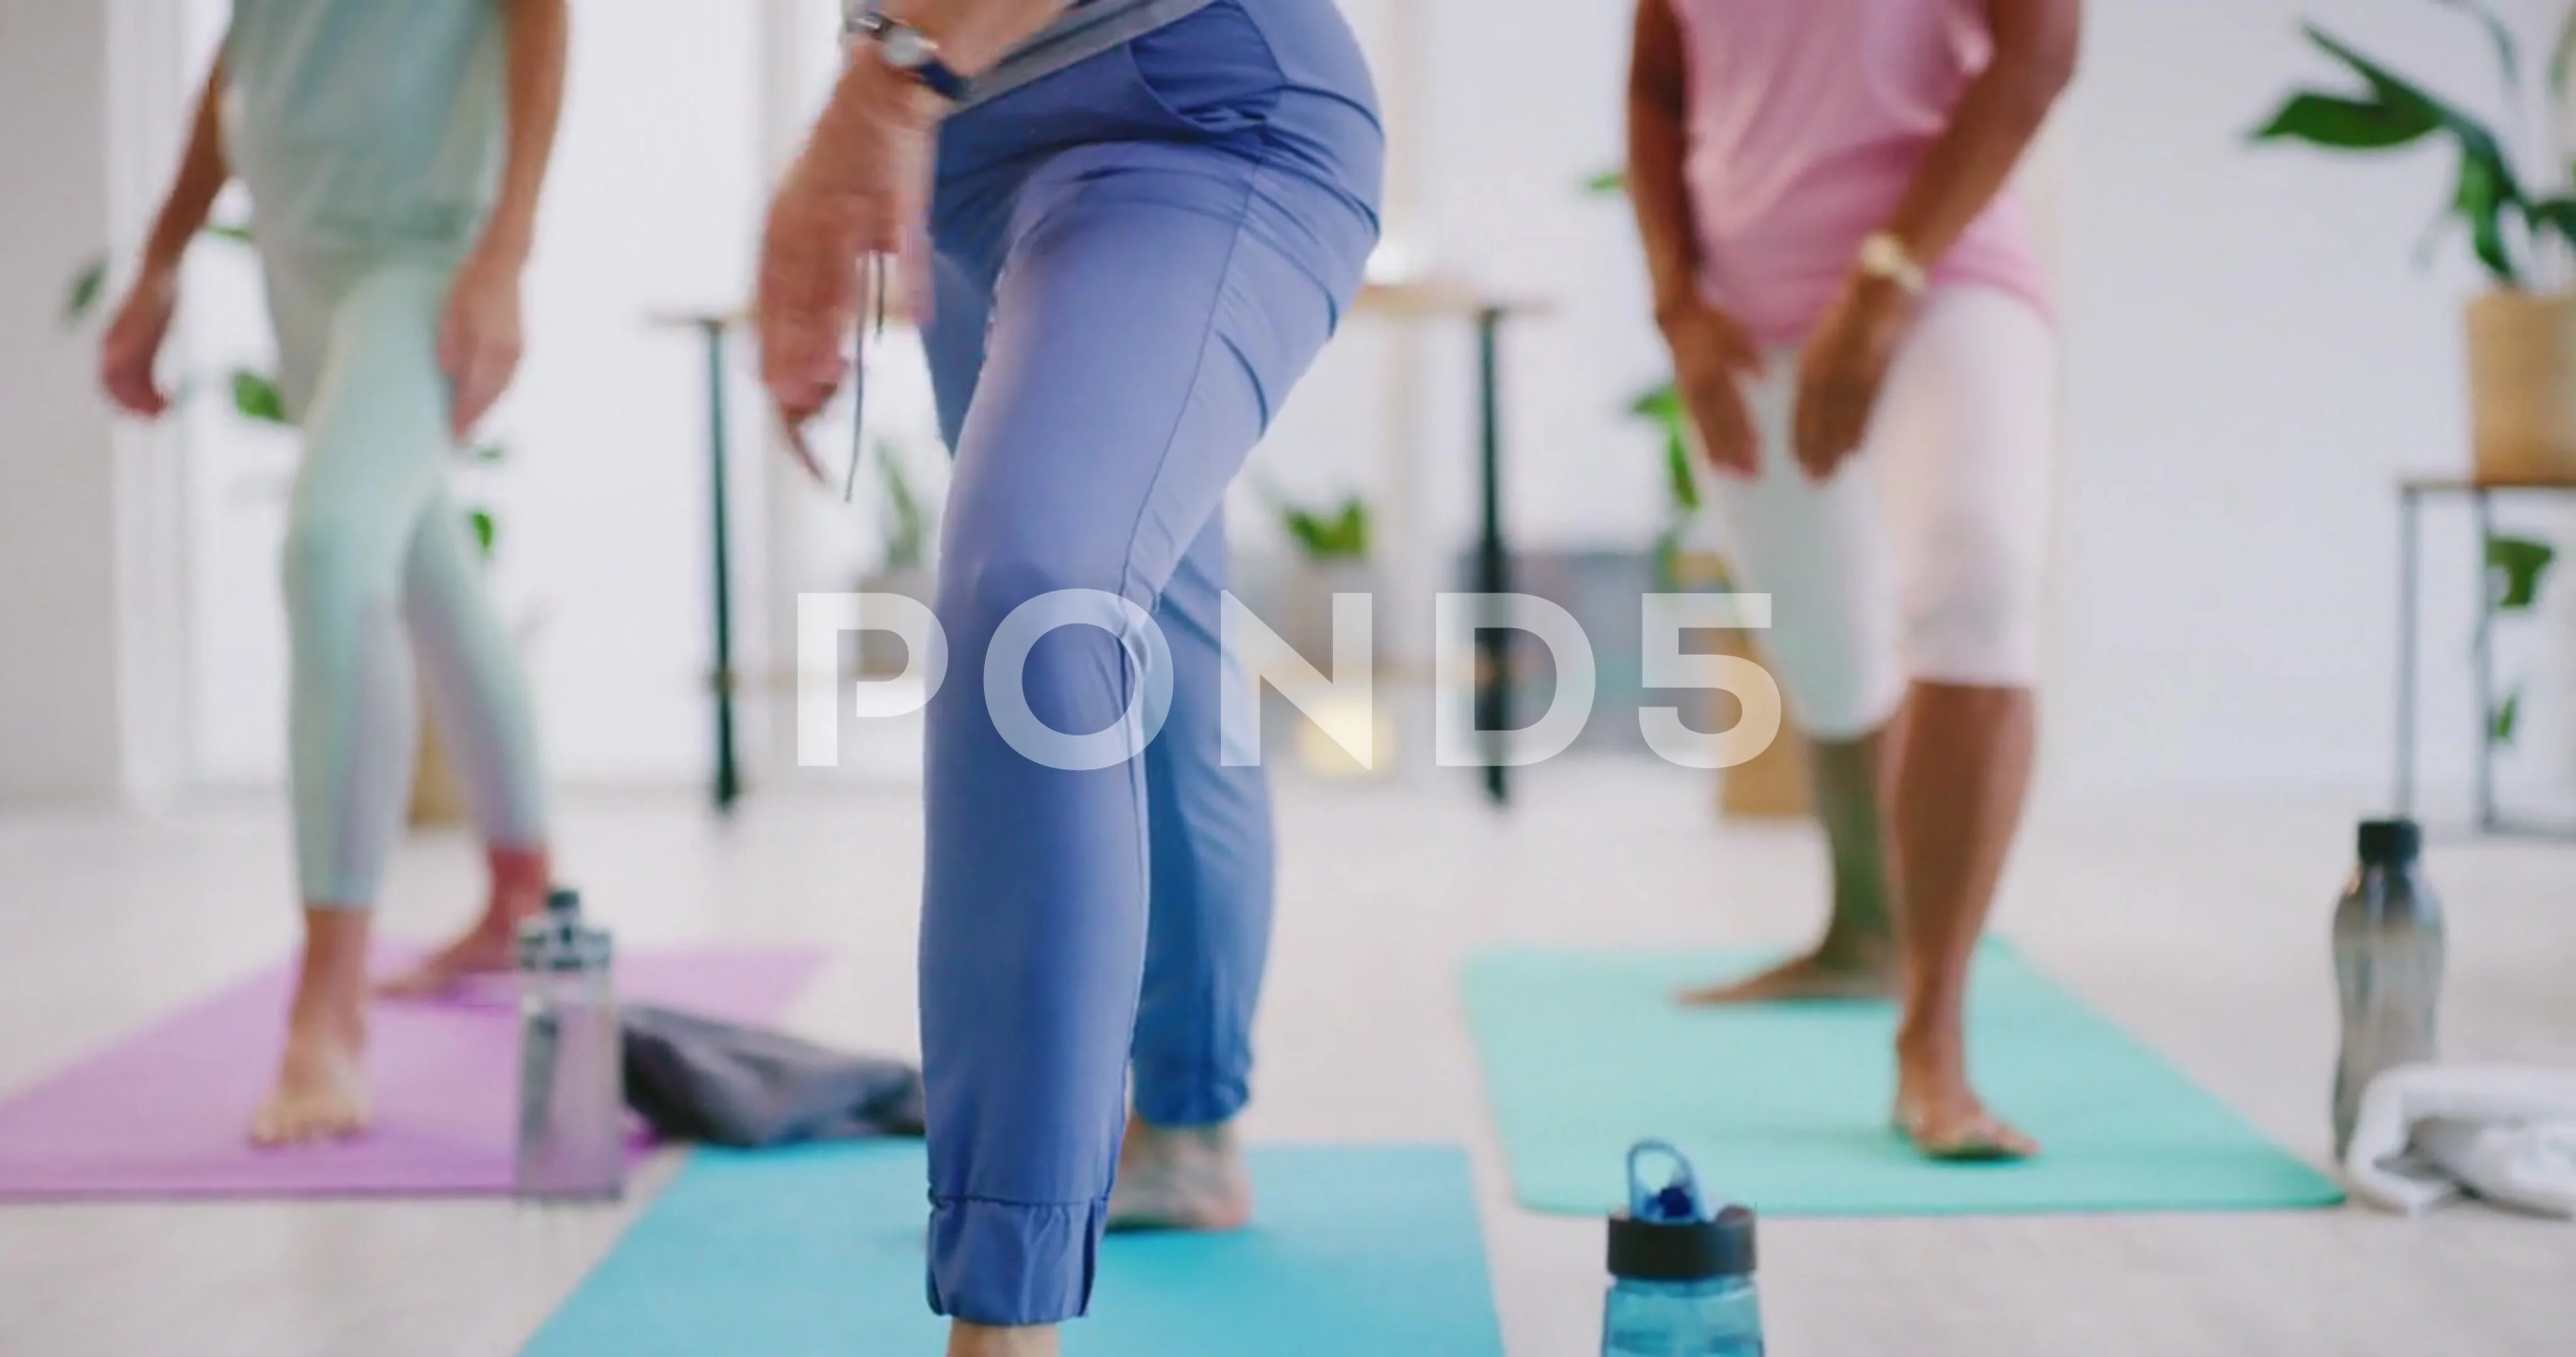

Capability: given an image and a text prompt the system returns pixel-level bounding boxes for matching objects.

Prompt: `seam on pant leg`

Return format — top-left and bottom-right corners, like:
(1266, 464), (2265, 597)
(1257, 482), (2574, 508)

(1113, 161), (1276, 1121)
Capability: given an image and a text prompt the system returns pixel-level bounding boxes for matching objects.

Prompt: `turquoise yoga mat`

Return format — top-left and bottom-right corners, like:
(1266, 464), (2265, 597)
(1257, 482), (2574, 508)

(1462, 944), (2344, 1217)
(523, 1143), (1506, 1356)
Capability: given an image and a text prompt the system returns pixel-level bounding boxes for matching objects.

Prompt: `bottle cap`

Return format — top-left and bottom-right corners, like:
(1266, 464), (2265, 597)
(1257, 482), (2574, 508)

(1609, 1201), (1757, 1282)
(517, 888), (613, 974)
(1607, 1140), (1756, 1282)
(2357, 818), (2421, 869)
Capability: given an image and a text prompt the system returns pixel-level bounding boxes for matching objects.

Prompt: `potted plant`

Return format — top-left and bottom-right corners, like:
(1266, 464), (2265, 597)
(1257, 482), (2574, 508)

(2255, 5), (2576, 482)
(1267, 488), (1373, 662)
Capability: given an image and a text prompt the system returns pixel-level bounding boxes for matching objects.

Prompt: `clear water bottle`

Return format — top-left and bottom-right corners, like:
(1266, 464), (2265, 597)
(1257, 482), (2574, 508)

(516, 888), (624, 1200)
(2332, 818), (2444, 1159)
(1604, 1140), (1762, 1357)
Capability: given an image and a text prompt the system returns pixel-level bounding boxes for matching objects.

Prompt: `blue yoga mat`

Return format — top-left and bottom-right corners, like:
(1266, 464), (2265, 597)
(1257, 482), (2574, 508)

(523, 1143), (1506, 1356)
(1462, 944), (2344, 1217)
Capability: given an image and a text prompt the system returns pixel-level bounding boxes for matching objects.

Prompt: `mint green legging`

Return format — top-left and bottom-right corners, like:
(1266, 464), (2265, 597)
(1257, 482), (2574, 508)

(264, 247), (547, 906)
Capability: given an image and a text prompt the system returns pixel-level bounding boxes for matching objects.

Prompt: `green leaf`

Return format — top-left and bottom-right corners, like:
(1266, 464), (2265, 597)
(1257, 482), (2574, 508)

(2525, 195), (2576, 252)
(1629, 382), (1698, 514)
(467, 508), (498, 559)
(2489, 688), (2523, 744)
(463, 442), (508, 464)
(1282, 496), (1369, 561)
(2293, 25), (2528, 285)
(2457, 145), (2524, 284)
(230, 369), (288, 424)
(2486, 534), (2557, 610)
(1584, 169), (1628, 196)
(2251, 91), (2440, 149)
(202, 220), (254, 245)
(1665, 427), (1699, 514)
(62, 257), (108, 325)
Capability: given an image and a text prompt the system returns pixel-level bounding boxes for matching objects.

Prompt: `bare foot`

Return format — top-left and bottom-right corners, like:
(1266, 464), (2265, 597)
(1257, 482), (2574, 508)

(376, 915), (521, 998)
(1106, 1116), (1253, 1233)
(379, 851), (550, 997)
(1679, 936), (1897, 1005)
(948, 1322), (1059, 1357)
(1892, 1032), (2036, 1162)
(251, 1019), (372, 1146)
(253, 908), (375, 1146)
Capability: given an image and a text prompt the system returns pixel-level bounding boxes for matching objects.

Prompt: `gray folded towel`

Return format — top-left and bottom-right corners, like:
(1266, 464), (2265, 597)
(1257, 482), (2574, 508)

(622, 1004), (924, 1148)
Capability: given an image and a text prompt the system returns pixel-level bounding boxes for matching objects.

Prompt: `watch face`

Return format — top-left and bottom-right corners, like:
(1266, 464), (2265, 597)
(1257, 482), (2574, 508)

(882, 28), (931, 69)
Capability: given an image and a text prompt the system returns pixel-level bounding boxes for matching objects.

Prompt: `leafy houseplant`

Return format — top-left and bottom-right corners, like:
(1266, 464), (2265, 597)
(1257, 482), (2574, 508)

(2254, 4), (2576, 483)
(1279, 494), (1370, 563)
(2253, 5), (2571, 752)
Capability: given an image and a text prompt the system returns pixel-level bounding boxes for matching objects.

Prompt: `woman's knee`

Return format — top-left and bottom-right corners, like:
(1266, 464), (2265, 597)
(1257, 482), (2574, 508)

(279, 505), (399, 624)
(1902, 544), (2045, 687)
(940, 549), (1133, 640)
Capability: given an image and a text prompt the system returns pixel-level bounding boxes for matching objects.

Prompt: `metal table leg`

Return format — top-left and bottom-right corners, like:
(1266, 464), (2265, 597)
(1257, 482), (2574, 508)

(2396, 486), (2421, 818)
(702, 320), (742, 814)
(2470, 488), (2498, 834)
(1474, 306), (1511, 806)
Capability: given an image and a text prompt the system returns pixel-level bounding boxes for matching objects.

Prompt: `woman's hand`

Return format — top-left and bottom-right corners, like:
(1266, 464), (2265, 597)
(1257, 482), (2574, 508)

(99, 267), (180, 419)
(1660, 301), (1765, 478)
(757, 62), (935, 484)
(438, 242), (528, 442)
(1792, 276), (1916, 481)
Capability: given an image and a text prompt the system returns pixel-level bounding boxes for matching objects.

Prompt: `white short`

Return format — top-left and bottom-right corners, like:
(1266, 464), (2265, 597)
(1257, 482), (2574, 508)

(1697, 286), (2058, 741)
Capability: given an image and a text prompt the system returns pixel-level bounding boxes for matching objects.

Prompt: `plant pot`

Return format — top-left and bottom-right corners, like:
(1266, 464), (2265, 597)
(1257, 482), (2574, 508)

(1284, 557), (1377, 662)
(1711, 627), (1811, 821)
(2467, 290), (2576, 484)
(858, 567), (938, 677)
(409, 703), (472, 829)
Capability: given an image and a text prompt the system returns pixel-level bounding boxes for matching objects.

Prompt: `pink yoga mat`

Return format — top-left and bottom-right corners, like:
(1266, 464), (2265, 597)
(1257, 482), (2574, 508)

(0, 947), (824, 1201)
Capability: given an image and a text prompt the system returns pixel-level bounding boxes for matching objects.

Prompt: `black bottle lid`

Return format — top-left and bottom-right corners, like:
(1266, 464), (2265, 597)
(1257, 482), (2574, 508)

(2357, 818), (2421, 869)
(1608, 1200), (1757, 1282)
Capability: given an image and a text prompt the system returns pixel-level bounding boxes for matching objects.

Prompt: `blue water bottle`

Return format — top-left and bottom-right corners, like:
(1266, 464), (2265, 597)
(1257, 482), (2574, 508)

(1604, 1140), (1762, 1357)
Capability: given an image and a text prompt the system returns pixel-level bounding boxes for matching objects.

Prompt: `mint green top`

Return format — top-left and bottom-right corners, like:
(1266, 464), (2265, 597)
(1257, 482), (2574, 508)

(221, 0), (504, 251)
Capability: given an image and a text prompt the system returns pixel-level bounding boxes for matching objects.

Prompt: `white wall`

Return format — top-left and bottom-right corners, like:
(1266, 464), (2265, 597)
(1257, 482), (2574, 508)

(2048, 0), (2564, 805)
(0, 0), (189, 806)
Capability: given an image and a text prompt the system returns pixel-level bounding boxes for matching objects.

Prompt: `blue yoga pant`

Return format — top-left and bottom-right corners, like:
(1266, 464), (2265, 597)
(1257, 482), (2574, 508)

(263, 247), (548, 905)
(913, 0), (1381, 1326)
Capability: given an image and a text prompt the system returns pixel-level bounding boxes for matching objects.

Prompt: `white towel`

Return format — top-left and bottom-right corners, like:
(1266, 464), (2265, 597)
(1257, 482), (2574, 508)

(2343, 1063), (2576, 1219)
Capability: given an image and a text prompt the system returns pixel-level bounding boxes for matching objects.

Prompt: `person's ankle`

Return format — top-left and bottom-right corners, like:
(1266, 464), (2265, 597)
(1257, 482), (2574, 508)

(482, 845), (552, 926)
(1894, 1014), (1965, 1073)
(1814, 924), (1896, 968)
(948, 1321), (1059, 1357)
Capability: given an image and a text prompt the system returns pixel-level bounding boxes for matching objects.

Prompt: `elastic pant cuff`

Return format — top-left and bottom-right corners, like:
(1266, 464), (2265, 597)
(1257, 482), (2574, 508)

(924, 1195), (1106, 1326)
(1131, 1058), (1249, 1129)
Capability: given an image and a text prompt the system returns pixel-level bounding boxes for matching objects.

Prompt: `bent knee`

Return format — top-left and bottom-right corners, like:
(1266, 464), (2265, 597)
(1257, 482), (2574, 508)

(1902, 561), (2045, 688)
(940, 552), (1137, 637)
(279, 509), (401, 620)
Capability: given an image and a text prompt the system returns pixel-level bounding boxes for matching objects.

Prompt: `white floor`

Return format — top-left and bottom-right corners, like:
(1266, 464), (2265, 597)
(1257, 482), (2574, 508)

(2, 761), (2572, 1356)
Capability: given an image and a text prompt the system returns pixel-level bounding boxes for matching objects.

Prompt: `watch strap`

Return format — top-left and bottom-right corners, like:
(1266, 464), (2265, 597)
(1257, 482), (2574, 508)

(846, 9), (970, 103)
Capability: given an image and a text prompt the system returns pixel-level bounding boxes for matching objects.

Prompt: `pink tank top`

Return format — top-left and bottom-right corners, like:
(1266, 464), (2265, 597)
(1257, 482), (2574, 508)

(1671, 0), (2050, 345)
